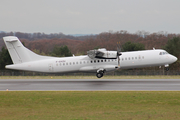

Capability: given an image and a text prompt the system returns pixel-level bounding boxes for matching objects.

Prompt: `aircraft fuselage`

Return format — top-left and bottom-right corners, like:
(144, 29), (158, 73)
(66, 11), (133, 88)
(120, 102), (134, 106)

(6, 49), (177, 73)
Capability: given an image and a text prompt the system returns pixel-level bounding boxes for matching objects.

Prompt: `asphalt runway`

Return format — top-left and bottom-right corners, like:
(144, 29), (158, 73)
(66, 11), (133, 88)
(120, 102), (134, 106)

(0, 79), (180, 91)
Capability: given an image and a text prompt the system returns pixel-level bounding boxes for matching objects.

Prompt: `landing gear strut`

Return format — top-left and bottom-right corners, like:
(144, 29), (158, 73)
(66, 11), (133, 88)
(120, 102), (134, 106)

(164, 64), (169, 71)
(165, 67), (169, 71)
(96, 70), (104, 78)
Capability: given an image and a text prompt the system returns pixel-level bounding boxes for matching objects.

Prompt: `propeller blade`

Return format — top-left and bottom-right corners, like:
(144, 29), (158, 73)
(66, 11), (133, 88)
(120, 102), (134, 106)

(117, 42), (121, 52)
(118, 56), (120, 67)
(117, 42), (122, 68)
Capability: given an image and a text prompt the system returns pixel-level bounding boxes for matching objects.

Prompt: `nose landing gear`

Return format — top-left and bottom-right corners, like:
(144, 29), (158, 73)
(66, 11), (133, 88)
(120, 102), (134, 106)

(164, 64), (169, 71)
(165, 67), (169, 71)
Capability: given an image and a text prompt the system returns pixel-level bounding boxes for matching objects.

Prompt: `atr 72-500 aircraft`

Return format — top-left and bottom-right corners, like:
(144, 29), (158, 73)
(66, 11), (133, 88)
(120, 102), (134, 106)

(3, 36), (177, 78)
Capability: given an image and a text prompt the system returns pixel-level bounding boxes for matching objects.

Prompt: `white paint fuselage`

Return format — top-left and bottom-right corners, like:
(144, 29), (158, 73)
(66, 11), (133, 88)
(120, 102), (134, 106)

(6, 49), (177, 73)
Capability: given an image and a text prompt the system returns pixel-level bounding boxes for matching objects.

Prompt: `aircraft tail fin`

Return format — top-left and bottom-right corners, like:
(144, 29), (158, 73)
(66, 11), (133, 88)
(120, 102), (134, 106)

(3, 36), (49, 64)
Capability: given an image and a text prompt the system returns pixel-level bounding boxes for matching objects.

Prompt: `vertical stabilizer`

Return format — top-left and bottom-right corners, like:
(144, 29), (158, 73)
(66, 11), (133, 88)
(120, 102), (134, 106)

(3, 36), (50, 64)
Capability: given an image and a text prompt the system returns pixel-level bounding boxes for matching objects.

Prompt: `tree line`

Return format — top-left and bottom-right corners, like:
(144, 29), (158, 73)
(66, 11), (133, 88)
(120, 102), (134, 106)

(0, 32), (96, 41)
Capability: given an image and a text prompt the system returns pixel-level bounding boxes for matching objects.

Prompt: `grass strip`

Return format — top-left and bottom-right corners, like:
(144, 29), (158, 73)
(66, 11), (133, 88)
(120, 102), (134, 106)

(0, 91), (180, 120)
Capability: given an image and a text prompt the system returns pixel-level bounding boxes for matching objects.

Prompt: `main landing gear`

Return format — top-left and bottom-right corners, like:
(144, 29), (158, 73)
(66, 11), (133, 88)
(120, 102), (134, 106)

(96, 70), (104, 78)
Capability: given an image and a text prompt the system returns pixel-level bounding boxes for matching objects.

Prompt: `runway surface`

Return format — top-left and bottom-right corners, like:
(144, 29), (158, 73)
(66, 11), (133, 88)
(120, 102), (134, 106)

(1, 79), (180, 91)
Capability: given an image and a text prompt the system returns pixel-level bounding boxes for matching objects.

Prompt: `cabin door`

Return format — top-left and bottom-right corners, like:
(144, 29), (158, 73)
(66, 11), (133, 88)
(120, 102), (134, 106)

(48, 64), (54, 72)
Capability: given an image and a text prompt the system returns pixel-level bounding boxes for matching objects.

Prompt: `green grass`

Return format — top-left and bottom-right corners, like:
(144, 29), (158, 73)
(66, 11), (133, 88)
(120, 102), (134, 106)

(0, 91), (180, 120)
(0, 75), (180, 79)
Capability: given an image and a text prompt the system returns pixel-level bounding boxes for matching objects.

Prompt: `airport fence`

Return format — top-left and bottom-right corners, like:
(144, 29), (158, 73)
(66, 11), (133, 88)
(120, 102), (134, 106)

(0, 69), (180, 76)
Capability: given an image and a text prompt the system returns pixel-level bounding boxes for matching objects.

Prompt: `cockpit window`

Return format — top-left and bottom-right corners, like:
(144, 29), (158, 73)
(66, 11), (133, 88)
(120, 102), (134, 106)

(159, 52), (168, 55)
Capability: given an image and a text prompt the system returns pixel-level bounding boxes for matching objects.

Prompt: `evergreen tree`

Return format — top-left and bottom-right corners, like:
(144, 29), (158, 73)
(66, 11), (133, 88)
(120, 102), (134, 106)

(122, 41), (145, 52)
(0, 47), (13, 69)
(164, 37), (180, 59)
(51, 45), (72, 57)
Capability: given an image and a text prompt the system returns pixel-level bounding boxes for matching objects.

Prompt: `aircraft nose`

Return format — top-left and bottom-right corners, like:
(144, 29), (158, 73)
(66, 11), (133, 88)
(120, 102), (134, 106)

(172, 56), (178, 62)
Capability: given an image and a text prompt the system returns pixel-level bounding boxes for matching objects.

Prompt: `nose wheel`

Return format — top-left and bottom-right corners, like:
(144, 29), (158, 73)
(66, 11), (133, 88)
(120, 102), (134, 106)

(165, 67), (169, 71)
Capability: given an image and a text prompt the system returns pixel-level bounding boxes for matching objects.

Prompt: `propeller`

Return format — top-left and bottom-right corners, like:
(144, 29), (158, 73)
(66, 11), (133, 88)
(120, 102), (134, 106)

(117, 42), (122, 68)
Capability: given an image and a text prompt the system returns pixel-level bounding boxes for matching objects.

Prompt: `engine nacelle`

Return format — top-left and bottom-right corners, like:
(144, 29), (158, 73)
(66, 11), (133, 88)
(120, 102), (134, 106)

(87, 48), (117, 59)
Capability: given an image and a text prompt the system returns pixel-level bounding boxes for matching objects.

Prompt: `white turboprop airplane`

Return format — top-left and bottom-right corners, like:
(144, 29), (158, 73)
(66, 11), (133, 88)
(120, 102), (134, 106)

(3, 36), (177, 78)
